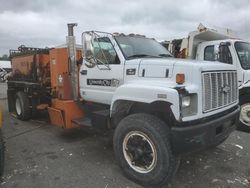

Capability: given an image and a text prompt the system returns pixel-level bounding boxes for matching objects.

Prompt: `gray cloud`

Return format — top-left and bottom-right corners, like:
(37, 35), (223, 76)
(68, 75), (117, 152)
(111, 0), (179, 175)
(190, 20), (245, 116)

(0, 0), (249, 55)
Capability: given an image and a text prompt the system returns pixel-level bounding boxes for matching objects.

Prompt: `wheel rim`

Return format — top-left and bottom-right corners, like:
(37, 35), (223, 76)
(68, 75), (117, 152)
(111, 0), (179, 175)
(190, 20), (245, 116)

(240, 103), (250, 127)
(16, 98), (22, 115)
(122, 131), (157, 174)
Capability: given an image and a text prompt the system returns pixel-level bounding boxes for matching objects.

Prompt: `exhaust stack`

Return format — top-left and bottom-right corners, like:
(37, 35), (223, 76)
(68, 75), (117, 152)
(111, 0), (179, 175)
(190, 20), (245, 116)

(67, 23), (78, 100)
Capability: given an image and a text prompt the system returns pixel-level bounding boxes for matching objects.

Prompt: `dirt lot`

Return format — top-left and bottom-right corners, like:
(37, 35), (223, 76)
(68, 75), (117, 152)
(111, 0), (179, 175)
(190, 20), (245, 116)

(0, 82), (250, 188)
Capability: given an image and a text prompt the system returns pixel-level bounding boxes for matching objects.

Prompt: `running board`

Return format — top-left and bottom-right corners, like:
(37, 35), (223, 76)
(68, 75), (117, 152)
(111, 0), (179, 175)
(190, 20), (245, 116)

(71, 117), (92, 127)
(71, 109), (110, 129)
(91, 109), (110, 130)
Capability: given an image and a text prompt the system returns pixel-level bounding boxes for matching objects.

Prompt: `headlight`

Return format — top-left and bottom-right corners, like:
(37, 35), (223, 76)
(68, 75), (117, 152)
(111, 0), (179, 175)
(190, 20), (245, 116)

(181, 96), (191, 108)
(181, 94), (197, 117)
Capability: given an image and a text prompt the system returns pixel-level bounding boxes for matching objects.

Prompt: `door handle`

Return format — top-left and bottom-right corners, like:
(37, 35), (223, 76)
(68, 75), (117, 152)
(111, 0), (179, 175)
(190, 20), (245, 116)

(80, 70), (87, 75)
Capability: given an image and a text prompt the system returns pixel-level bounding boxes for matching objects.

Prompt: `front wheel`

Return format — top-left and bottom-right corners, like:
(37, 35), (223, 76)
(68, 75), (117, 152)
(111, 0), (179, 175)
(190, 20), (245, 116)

(239, 102), (250, 132)
(113, 113), (179, 187)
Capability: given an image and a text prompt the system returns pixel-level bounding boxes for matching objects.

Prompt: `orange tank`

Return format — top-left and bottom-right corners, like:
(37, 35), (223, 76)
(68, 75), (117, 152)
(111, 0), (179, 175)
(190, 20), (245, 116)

(10, 47), (50, 86)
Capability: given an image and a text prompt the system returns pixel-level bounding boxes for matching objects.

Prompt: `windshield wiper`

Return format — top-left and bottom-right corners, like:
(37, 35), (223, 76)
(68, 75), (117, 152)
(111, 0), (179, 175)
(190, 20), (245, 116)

(158, 54), (173, 58)
(127, 54), (161, 59)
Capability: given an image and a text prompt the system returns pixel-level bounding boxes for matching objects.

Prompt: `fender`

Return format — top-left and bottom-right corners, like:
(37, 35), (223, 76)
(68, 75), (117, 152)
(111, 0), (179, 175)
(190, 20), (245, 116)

(239, 86), (250, 97)
(111, 82), (180, 121)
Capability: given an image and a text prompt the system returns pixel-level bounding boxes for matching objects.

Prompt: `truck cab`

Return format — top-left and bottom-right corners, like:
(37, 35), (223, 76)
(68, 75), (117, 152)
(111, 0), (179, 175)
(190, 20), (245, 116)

(196, 40), (250, 91)
(196, 40), (250, 131)
(80, 31), (239, 123)
(164, 24), (250, 132)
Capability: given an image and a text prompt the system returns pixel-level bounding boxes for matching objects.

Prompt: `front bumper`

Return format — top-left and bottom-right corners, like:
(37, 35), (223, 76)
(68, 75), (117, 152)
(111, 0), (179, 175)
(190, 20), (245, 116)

(171, 105), (240, 154)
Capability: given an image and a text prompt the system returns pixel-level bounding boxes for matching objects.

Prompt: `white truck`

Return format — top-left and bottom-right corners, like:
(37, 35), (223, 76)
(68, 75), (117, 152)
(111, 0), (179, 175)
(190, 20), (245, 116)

(78, 27), (239, 186)
(163, 23), (250, 132)
(10, 24), (240, 187)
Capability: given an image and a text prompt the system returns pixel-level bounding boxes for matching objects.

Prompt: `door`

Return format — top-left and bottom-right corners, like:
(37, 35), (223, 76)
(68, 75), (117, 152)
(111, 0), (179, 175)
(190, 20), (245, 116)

(79, 34), (124, 105)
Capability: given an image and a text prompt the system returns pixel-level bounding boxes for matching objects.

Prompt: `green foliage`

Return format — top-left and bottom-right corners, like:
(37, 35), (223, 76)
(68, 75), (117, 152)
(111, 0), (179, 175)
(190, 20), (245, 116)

(0, 54), (9, 61)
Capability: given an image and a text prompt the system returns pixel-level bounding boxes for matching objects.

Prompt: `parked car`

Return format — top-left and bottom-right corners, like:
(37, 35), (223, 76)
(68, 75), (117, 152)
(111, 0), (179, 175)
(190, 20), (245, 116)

(0, 68), (7, 82)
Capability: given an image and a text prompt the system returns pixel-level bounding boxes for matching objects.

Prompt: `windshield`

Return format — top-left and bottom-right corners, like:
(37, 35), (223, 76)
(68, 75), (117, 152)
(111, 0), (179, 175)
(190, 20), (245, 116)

(115, 36), (172, 59)
(235, 42), (250, 69)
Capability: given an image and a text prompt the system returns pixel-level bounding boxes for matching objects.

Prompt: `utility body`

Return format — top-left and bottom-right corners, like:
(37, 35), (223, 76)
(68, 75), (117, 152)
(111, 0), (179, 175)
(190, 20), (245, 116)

(163, 23), (250, 132)
(7, 23), (240, 187)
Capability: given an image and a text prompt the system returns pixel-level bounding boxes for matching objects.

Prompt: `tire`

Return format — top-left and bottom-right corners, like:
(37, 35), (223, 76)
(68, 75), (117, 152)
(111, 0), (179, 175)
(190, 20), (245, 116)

(239, 96), (250, 132)
(15, 91), (31, 120)
(0, 130), (4, 177)
(113, 113), (179, 187)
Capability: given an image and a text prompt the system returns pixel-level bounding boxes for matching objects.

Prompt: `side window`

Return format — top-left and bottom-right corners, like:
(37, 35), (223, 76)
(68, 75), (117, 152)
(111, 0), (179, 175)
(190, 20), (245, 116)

(93, 37), (120, 64)
(204, 45), (215, 61)
(219, 45), (232, 64)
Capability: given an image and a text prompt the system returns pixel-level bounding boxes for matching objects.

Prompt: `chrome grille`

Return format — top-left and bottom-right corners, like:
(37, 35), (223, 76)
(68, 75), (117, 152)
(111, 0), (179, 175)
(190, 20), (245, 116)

(202, 71), (238, 113)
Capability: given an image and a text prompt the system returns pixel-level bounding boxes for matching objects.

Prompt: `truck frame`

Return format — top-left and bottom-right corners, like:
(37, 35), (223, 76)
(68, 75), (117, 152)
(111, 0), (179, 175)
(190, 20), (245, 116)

(7, 23), (240, 187)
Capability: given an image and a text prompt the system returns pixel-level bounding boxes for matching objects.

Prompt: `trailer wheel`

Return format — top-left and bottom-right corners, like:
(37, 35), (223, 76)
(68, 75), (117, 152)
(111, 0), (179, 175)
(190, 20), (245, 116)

(0, 130), (4, 177)
(239, 96), (250, 132)
(113, 113), (179, 187)
(15, 91), (31, 120)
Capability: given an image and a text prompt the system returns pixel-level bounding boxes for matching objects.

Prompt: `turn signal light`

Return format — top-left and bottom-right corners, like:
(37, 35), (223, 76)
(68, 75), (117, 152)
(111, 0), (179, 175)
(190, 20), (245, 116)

(176, 74), (185, 84)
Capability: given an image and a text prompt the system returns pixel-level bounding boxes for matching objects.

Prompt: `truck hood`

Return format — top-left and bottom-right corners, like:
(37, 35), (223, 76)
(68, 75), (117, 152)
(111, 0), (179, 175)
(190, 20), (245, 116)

(138, 58), (176, 78)
(138, 58), (235, 78)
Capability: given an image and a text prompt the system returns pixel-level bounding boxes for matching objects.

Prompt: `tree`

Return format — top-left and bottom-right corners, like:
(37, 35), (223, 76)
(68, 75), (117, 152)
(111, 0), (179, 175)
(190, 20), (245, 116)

(0, 54), (9, 61)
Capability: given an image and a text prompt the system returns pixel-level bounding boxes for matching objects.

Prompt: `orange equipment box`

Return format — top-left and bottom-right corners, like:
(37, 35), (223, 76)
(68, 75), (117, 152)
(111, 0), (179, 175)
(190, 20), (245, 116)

(49, 47), (82, 100)
(11, 53), (50, 86)
(48, 99), (85, 129)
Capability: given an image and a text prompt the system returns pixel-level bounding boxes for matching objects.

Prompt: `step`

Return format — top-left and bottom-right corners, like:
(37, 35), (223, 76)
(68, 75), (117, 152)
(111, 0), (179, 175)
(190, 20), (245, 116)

(71, 110), (110, 129)
(71, 117), (92, 127)
(91, 109), (110, 130)
(92, 109), (110, 117)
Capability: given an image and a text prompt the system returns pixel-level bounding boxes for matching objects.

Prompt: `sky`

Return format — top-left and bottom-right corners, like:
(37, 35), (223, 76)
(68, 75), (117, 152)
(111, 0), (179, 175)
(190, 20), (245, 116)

(0, 0), (249, 56)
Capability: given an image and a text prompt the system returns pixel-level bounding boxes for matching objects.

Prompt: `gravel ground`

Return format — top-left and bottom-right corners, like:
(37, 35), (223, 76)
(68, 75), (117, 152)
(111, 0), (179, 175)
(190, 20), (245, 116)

(0, 82), (250, 188)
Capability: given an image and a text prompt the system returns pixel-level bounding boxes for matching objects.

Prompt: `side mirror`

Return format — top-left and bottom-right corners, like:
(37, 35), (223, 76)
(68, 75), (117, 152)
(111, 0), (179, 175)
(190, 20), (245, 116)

(82, 32), (96, 68)
(82, 32), (95, 61)
(214, 44), (220, 61)
(214, 42), (232, 64)
(220, 42), (231, 46)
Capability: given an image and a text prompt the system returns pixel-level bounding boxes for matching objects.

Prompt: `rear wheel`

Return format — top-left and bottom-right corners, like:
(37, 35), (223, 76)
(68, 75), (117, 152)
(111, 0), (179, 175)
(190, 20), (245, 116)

(15, 91), (31, 120)
(113, 113), (179, 187)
